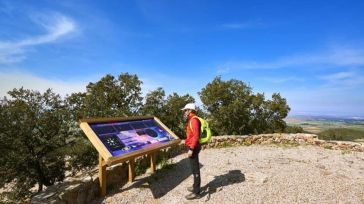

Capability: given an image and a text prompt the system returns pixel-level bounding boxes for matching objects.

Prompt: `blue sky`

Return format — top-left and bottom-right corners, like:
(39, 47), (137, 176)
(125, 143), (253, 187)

(1, 0), (364, 116)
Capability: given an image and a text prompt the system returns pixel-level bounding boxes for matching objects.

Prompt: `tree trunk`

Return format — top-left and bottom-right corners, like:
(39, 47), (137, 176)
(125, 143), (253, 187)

(35, 160), (52, 191)
(38, 182), (43, 192)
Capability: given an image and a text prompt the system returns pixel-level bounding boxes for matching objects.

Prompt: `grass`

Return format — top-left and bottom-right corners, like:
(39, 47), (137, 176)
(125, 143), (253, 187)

(242, 140), (252, 146)
(318, 128), (364, 142)
(271, 141), (300, 148)
(134, 155), (175, 177)
(219, 141), (234, 148)
(158, 157), (174, 170)
(146, 157), (174, 184)
(323, 144), (333, 150)
(135, 163), (149, 176)
(341, 149), (352, 155)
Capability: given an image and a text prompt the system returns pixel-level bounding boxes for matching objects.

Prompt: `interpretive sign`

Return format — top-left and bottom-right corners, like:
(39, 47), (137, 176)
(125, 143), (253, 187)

(79, 116), (181, 196)
(79, 116), (180, 164)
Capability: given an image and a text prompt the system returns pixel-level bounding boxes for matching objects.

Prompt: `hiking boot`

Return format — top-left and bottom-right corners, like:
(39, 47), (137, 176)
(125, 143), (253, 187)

(187, 186), (194, 192)
(185, 192), (201, 200)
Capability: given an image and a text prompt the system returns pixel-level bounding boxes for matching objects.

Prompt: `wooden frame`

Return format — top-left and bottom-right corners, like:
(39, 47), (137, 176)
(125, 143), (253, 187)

(79, 116), (181, 196)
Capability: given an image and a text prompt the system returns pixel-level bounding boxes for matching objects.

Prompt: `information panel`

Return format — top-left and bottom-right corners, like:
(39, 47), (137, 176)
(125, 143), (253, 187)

(79, 116), (180, 164)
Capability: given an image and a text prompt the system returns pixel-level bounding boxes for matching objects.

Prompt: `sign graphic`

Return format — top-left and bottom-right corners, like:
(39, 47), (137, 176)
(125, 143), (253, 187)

(90, 118), (176, 156)
(79, 116), (180, 164)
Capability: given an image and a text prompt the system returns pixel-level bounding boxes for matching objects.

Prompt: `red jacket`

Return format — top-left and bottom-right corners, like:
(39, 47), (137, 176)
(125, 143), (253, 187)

(185, 112), (200, 150)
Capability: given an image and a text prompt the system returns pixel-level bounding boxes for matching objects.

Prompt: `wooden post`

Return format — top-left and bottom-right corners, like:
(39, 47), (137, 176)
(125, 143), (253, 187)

(128, 159), (135, 183)
(149, 153), (156, 174)
(98, 155), (107, 196)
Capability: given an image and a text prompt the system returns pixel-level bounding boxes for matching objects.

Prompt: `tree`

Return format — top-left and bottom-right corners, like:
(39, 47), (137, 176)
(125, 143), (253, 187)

(249, 93), (269, 134)
(140, 87), (166, 117)
(163, 93), (195, 138)
(0, 88), (70, 199)
(199, 76), (253, 135)
(140, 87), (196, 138)
(64, 73), (144, 172)
(70, 73), (143, 118)
(265, 93), (291, 132)
(199, 76), (291, 135)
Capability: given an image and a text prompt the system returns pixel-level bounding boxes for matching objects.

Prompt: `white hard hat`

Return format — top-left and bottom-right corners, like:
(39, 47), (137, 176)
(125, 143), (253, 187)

(181, 103), (196, 111)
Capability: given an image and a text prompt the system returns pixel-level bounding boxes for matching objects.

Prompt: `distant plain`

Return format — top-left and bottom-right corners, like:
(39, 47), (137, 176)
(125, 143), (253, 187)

(286, 115), (364, 142)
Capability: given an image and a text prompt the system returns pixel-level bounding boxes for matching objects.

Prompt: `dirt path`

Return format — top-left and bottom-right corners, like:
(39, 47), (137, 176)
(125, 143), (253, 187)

(93, 145), (364, 204)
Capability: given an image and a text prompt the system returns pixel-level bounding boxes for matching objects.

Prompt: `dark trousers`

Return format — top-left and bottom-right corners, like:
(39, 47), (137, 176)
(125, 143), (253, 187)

(189, 145), (201, 193)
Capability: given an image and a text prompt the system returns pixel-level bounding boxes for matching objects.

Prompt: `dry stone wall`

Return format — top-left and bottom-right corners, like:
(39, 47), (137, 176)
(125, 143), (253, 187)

(31, 133), (364, 204)
(206, 133), (364, 152)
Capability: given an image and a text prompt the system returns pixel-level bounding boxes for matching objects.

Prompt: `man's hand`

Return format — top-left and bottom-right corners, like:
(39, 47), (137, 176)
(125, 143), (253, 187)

(187, 149), (193, 157)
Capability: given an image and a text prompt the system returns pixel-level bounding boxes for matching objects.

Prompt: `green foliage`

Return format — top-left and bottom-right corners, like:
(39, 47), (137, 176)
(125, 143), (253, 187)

(284, 125), (304, 133)
(141, 88), (194, 138)
(140, 87), (166, 117)
(162, 93), (195, 138)
(199, 76), (290, 135)
(318, 128), (364, 141)
(265, 93), (290, 132)
(341, 149), (352, 155)
(158, 156), (174, 170)
(0, 88), (70, 199)
(323, 144), (333, 150)
(66, 137), (98, 174)
(199, 76), (253, 135)
(220, 141), (233, 148)
(249, 93), (269, 134)
(64, 73), (144, 174)
(242, 140), (252, 146)
(134, 160), (149, 176)
(67, 73), (143, 119)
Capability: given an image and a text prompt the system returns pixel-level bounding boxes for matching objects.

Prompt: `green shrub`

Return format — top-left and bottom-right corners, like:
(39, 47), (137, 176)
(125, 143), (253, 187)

(284, 125), (304, 133)
(318, 128), (364, 141)
(159, 157), (174, 170)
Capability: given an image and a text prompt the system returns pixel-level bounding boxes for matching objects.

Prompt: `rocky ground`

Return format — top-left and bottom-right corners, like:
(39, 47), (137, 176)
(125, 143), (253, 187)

(92, 144), (364, 204)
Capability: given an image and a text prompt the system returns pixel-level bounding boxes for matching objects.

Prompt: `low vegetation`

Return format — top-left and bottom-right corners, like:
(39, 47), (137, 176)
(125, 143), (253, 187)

(284, 125), (304, 133)
(318, 128), (364, 141)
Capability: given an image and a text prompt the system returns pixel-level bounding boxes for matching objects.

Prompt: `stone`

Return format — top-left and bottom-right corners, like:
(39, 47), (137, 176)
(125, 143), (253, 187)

(314, 140), (325, 145)
(316, 164), (326, 169)
(261, 176), (268, 184)
(42, 192), (56, 199)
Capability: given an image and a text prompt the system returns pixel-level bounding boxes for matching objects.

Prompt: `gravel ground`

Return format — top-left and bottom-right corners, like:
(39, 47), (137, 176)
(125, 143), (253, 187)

(92, 145), (364, 204)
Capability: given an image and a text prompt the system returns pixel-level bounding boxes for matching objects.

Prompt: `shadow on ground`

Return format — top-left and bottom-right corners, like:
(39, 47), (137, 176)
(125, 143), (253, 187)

(93, 158), (245, 202)
(200, 170), (245, 201)
(121, 157), (203, 199)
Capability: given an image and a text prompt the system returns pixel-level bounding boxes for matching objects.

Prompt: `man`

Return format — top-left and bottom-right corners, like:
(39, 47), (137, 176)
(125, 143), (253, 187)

(181, 103), (201, 200)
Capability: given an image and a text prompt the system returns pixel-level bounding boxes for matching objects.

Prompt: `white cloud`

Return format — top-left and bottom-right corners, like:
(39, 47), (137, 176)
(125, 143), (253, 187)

(0, 71), (89, 97)
(218, 46), (364, 71)
(258, 76), (305, 84)
(0, 13), (77, 64)
(216, 66), (231, 74)
(320, 71), (355, 81)
(320, 71), (364, 87)
(221, 20), (264, 30)
(221, 23), (254, 29)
